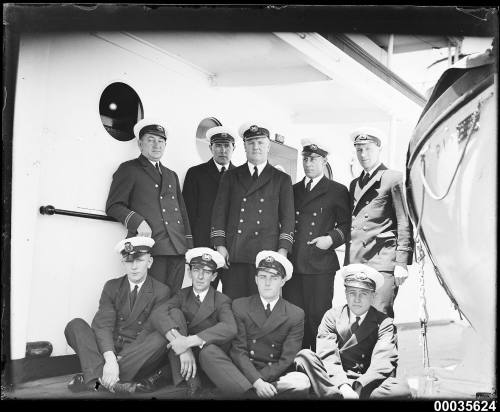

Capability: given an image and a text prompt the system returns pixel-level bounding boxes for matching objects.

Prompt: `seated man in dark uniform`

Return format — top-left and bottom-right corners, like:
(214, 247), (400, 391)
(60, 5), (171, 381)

(150, 247), (245, 397)
(229, 251), (311, 399)
(294, 263), (411, 399)
(64, 237), (171, 394)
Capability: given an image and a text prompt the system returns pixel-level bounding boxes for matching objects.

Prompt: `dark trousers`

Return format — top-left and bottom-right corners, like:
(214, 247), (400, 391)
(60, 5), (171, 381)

(149, 255), (186, 293)
(295, 349), (411, 399)
(64, 318), (168, 384)
(220, 262), (258, 300)
(283, 273), (334, 351)
(373, 271), (399, 319)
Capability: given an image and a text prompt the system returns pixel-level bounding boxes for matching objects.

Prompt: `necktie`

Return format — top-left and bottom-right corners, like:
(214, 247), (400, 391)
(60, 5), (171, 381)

(252, 166), (258, 181)
(155, 162), (162, 176)
(360, 172), (370, 188)
(130, 285), (138, 310)
(351, 316), (361, 333)
(305, 178), (313, 192)
(265, 303), (271, 318)
(220, 166), (226, 175)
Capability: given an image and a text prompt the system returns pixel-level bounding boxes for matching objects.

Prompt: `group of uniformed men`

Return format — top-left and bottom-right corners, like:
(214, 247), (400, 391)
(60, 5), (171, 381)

(64, 118), (414, 399)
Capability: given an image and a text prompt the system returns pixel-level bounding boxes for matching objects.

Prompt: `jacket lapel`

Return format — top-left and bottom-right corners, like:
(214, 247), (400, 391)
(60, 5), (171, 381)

(352, 164), (387, 214)
(254, 298), (288, 340)
(248, 295), (268, 330)
(235, 164), (253, 193)
(138, 154), (162, 185)
(126, 276), (153, 325)
(336, 305), (353, 345)
(244, 163), (273, 197)
(300, 176), (329, 208)
(189, 287), (216, 328)
(340, 306), (379, 352)
(207, 159), (221, 184)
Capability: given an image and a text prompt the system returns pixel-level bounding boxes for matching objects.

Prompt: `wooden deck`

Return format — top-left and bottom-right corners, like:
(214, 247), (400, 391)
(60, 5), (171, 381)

(3, 321), (495, 400)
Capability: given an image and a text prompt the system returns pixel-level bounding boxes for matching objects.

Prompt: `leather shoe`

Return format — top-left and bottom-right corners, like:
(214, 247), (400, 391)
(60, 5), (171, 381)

(67, 373), (99, 393)
(186, 376), (203, 398)
(112, 381), (137, 394)
(136, 366), (172, 393)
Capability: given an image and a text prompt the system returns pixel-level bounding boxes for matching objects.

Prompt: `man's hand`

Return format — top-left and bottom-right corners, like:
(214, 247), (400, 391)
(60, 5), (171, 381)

(179, 349), (197, 381)
(339, 383), (359, 399)
(167, 335), (191, 355)
(101, 352), (120, 391)
(137, 221), (152, 237)
(277, 248), (288, 257)
(307, 235), (333, 250)
(394, 264), (409, 286)
(252, 378), (278, 399)
(216, 246), (230, 268)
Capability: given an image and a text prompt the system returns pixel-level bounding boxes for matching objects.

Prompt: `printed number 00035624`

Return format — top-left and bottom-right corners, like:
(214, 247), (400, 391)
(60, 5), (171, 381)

(434, 401), (496, 412)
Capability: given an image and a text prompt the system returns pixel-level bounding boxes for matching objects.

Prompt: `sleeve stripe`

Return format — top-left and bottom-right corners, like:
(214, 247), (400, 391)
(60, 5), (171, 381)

(210, 230), (226, 238)
(124, 211), (135, 228)
(279, 233), (294, 242)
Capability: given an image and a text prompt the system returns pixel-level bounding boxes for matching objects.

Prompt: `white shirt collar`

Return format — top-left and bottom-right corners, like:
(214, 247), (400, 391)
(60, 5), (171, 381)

(193, 287), (210, 303)
(260, 296), (280, 311)
(349, 309), (369, 326)
(364, 162), (381, 178)
(213, 159), (229, 172)
(247, 161), (267, 177)
(128, 278), (146, 293)
(304, 174), (324, 190)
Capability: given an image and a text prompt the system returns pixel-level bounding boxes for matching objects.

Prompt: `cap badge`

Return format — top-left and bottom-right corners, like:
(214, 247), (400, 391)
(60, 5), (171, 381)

(202, 253), (212, 262)
(310, 144), (318, 151)
(221, 133), (228, 138)
(250, 125), (259, 133)
(124, 242), (133, 253)
(265, 256), (274, 263)
(354, 273), (368, 281)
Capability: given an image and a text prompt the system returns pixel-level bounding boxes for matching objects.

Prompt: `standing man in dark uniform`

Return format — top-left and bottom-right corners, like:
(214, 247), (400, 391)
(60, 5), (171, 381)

(64, 237), (171, 394)
(210, 122), (295, 299)
(106, 118), (193, 293)
(182, 126), (237, 289)
(284, 138), (351, 351)
(346, 127), (414, 318)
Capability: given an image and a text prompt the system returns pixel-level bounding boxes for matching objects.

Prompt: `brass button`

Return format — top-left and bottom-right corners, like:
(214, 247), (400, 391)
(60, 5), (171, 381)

(349, 240), (352, 244)
(260, 198), (264, 202)
(243, 198), (247, 202)
(237, 230), (242, 234)
(309, 232), (313, 236)
(165, 221), (169, 225)
(271, 344), (275, 348)
(311, 222), (315, 226)
(138, 321), (142, 325)
(361, 354), (365, 358)
(313, 212), (317, 216)
(258, 210), (262, 214)
(365, 201), (369, 205)
(168, 185), (172, 188)
(174, 208), (178, 211)
(295, 220), (298, 224)
(254, 232), (259, 236)
(270, 354), (274, 358)
(240, 219), (244, 223)
(241, 208), (245, 212)
(162, 209), (166, 212)
(363, 226), (367, 230)
(365, 214), (369, 218)
(256, 221), (260, 224)
(160, 196), (163, 200)
(177, 220), (181, 224)
(155, 184), (159, 188)
(268, 362), (272, 366)
(171, 195), (175, 199)
(351, 227), (354, 230)
(250, 350), (254, 355)
(252, 339), (256, 344)
(296, 211), (300, 215)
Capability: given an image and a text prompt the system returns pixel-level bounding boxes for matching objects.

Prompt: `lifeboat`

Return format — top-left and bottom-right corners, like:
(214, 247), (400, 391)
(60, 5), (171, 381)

(405, 46), (497, 352)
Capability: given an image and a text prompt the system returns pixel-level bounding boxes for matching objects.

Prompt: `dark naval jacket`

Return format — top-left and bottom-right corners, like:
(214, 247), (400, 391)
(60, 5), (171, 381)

(316, 304), (398, 389)
(230, 295), (305, 383)
(211, 162), (295, 264)
(182, 158), (236, 248)
(345, 164), (414, 271)
(292, 176), (351, 275)
(106, 155), (193, 256)
(91, 275), (171, 354)
(151, 286), (236, 347)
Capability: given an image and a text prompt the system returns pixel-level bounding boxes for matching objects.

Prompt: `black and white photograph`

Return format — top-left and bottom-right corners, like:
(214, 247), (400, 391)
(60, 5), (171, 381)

(2, 4), (497, 403)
